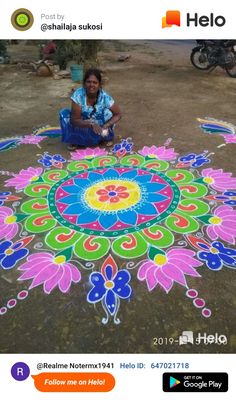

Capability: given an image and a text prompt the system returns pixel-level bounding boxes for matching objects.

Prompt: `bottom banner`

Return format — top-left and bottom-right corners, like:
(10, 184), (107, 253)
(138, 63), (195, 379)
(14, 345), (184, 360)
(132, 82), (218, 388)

(1, 354), (235, 399)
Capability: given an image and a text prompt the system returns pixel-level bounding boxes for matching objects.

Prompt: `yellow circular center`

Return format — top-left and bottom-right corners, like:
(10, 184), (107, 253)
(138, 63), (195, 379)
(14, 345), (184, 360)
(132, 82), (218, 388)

(5, 249), (14, 255)
(16, 13), (29, 26)
(85, 155), (94, 160)
(231, 196), (236, 200)
(104, 281), (114, 289)
(85, 179), (141, 211)
(154, 254), (167, 266)
(5, 215), (16, 224)
(53, 255), (66, 265)
(204, 177), (214, 184)
(210, 247), (219, 254)
(31, 176), (38, 181)
(148, 154), (157, 159)
(209, 216), (222, 225)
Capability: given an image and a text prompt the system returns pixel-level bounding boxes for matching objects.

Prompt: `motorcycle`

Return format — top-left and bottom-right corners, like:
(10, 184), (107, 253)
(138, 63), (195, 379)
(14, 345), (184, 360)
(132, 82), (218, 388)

(190, 40), (236, 78)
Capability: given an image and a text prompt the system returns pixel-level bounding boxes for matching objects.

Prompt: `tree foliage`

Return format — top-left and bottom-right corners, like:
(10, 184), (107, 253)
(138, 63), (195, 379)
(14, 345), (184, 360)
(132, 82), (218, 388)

(0, 40), (8, 57)
(54, 40), (102, 70)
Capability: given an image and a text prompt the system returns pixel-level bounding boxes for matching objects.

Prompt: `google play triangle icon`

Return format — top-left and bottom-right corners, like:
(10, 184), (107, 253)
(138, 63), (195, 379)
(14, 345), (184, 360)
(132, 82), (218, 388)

(170, 376), (181, 388)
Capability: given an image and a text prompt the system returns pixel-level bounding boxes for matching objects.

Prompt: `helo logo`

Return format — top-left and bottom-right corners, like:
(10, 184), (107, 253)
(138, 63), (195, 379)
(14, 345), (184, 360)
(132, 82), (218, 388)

(162, 10), (181, 28)
(186, 13), (226, 27)
(162, 11), (226, 29)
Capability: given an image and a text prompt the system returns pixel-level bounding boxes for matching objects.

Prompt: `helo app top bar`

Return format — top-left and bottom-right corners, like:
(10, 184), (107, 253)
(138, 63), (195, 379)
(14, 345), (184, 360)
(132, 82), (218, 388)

(0, 0), (235, 39)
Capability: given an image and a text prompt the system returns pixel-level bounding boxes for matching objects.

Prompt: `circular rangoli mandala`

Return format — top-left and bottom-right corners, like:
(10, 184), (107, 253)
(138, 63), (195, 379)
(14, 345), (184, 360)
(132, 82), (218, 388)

(49, 167), (180, 237)
(1, 140), (236, 324)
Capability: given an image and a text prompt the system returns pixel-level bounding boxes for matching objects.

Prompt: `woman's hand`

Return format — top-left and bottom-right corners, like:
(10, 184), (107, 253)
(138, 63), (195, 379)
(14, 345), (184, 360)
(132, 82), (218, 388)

(101, 103), (122, 130)
(90, 121), (102, 135)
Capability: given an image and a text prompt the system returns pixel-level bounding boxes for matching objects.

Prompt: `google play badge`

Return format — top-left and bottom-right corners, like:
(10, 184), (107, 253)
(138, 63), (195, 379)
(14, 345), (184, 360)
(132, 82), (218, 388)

(170, 376), (181, 388)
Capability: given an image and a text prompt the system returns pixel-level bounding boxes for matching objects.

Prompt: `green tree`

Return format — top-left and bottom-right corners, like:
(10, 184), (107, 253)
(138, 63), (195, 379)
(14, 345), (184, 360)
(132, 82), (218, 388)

(54, 40), (102, 70)
(0, 40), (7, 57)
(80, 40), (102, 69)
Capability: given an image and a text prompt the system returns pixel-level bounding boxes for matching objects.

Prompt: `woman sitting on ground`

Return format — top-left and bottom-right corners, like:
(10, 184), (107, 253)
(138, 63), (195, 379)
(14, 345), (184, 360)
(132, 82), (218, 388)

(60, 68), (122, 150)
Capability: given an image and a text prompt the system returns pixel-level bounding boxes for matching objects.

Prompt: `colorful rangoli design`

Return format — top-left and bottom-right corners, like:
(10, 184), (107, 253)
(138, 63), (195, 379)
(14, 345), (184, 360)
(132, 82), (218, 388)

(0, 126), (62, 153)
(1, 142), (236, 324)
(198, 117), (236, 144)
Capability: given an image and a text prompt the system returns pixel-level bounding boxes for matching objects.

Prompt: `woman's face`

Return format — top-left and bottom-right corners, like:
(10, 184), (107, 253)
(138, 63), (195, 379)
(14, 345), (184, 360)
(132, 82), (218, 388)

(84, 74), (100, 96)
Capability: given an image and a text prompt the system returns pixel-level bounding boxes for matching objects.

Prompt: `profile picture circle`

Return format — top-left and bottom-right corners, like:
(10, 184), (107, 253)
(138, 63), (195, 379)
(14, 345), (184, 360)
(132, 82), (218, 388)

(11, 8), (34, 31)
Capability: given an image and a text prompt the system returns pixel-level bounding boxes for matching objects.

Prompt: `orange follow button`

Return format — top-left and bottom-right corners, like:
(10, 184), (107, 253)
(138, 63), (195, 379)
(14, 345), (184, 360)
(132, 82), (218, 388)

(32, 372), (115, 392)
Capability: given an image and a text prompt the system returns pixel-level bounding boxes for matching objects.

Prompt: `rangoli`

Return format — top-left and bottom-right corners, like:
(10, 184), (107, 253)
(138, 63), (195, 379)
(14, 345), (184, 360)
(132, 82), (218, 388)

(0, 140), (236, 324)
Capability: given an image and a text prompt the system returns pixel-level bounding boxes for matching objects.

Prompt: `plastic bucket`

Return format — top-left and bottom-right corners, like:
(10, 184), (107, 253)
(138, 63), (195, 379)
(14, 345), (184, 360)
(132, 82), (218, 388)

(70, 64), (83, 82)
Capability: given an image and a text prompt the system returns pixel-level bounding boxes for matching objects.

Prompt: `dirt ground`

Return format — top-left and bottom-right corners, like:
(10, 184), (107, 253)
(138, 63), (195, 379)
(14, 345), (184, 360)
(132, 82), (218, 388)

(0, 40), (236, 354)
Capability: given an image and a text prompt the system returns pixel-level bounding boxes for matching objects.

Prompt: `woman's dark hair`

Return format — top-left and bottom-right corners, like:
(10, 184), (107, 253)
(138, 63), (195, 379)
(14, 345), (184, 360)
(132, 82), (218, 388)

(83, 68), (102, 84)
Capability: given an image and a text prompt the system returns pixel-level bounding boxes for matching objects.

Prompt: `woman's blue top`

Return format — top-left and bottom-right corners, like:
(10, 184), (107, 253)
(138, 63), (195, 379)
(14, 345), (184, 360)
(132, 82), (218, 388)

(71, 87), (114, 126)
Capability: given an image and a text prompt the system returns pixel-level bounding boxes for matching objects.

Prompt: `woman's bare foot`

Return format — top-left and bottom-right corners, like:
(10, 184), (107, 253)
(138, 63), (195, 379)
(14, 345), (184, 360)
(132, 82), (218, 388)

(67, 144), (78, 151)
(105, 140), (114, 147)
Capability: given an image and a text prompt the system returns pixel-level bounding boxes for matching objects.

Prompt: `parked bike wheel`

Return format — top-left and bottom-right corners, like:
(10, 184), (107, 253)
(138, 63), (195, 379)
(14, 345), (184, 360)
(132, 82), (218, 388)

(225, 51), (236, 77)
(190, 46), (211, 70)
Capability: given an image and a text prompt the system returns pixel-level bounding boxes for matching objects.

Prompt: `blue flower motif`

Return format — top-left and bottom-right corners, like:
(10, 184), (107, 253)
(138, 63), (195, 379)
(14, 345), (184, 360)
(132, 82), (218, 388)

(59, 168), (167, 230)
(214, 191), (236, 206)
(38, 153), (66, 168)
(0, 240), (29, 269)
(0, 191), (11, 206)
(179, 153), (210, 168)
(198, 241), (236, 271)
(112, 139), (133, 157)
(0, 191), (20, 205)
(87, 257), (132, 316)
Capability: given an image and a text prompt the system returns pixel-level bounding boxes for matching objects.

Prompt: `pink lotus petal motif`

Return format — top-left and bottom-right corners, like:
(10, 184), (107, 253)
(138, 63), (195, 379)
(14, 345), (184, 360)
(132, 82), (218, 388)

(18, 252), (81, 294)
(137, 248), (202, 293)
(0, 206), (18, 240)
(201, 168), (236, 192)
(222, 135), (236, 143)
(4, 167), (43, 190)
(206, 205), (236, 244)
(139, 145), (178, 161)
(20, 135), (46, 145)
(70, 147), (108, 160)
